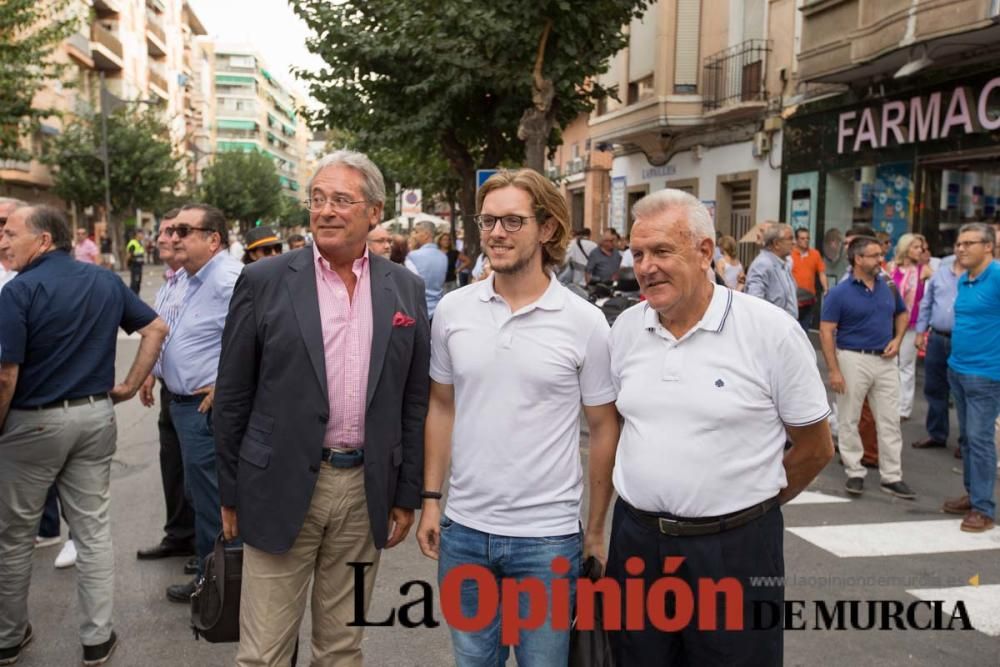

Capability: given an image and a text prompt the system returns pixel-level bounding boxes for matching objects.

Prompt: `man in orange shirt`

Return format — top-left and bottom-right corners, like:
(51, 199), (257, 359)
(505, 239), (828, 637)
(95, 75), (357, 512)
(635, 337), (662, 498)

(791, 227), (829, 330)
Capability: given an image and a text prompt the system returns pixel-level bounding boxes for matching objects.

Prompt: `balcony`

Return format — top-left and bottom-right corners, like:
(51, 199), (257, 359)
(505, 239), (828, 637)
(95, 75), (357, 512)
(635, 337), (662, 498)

(92, 0), (121, 16)
(66, 31), (93, 67)
(702, 39), (770, 114)
(798, 0), (1000, 83)
(90, 22), (123, 70)
(146, 11), (167, 57)
(149, 63), (168, 96)
(217, 104), (259, 118)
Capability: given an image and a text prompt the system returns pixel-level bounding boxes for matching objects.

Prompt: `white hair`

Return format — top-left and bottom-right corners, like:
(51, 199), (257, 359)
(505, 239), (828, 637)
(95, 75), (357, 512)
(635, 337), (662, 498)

(307, 149), (386, 206)
(631, 188), (715, 243)
(762, 223), (793, 248)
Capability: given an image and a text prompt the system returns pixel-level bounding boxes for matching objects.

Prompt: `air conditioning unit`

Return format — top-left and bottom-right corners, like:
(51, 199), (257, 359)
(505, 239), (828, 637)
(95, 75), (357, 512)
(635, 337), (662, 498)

(545, 165), (559, 180)
(752, 131), (771, 158)
(569, 157), (584, 174)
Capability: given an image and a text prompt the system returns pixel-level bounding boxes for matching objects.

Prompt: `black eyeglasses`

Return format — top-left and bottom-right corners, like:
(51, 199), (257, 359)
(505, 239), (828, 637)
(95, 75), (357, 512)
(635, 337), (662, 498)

(256, 245), (282, 256)
(164, 224), (213, 238)
(473, 214), (537, 232)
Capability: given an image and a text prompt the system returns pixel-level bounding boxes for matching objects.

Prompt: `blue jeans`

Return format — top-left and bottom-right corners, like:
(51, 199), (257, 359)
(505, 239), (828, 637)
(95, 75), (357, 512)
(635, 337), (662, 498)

(169, 400), (223, 574)
(948, 369), (1000, 519)
(923, 333), (953, 444)
(438, 517), (581, 667)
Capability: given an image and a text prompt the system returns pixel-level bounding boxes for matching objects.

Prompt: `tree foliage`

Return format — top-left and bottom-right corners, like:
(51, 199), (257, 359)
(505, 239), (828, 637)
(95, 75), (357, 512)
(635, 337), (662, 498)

(0, 0), (80, 160)
(290, 0), (649, 254)
(44, 107), (179, 254)
(199, 150), (284, 230)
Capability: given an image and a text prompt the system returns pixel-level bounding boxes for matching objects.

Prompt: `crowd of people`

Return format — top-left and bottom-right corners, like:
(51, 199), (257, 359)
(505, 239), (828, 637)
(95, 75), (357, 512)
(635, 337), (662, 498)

(0, 155), (997, 667)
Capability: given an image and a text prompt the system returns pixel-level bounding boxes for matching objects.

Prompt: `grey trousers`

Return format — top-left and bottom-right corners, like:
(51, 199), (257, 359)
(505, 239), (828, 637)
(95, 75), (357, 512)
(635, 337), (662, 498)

(0, 398), (117, 648)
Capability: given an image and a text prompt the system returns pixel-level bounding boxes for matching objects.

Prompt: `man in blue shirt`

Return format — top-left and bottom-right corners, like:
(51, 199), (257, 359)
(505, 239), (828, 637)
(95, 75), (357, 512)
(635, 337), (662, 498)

(405, 220), (447, 318)
(157, 203), (244, 601)
(0, 205), (167, 665)
(942, 223), (1000, 533)
(820, 236), (915, 500)
(912, 255), (962, 452)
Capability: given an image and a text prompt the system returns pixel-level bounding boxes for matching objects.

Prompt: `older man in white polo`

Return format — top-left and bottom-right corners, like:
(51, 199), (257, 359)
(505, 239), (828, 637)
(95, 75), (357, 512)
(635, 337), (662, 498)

(604, 189), (833, 666)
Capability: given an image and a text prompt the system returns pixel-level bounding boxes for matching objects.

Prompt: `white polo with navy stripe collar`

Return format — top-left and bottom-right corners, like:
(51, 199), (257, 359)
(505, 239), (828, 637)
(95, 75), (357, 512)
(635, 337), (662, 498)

(610, 283), (831, 517)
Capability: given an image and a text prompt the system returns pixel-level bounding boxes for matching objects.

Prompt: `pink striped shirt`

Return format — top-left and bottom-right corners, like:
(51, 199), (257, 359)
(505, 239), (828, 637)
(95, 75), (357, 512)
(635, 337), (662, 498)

(314, 244), (373, 449)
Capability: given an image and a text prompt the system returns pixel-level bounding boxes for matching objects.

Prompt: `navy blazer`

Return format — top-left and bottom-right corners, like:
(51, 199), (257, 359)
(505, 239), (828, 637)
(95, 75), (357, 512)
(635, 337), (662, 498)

(213, 247), (430, 553)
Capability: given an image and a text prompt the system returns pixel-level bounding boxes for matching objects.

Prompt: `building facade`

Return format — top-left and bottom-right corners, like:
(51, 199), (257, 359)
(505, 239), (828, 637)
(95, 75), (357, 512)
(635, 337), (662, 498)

(208, 45), (312, 201)
(783, 0), (1000, 283)
(555, 0), (801, 269)
(0, 0), (208, 225)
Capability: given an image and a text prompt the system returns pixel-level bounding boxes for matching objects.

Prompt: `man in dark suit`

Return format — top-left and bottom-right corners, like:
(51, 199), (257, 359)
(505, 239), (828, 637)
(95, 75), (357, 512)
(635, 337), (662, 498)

(214, 149), (430, 667)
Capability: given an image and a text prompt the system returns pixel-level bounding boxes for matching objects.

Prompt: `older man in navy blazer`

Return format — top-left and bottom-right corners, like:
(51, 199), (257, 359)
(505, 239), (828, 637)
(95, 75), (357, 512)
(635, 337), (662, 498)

(214, 149), (430, 667)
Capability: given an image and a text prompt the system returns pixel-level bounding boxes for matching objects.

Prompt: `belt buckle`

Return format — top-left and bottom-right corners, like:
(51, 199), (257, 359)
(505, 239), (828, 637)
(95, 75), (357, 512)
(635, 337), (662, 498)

(657, 517), (680, 535)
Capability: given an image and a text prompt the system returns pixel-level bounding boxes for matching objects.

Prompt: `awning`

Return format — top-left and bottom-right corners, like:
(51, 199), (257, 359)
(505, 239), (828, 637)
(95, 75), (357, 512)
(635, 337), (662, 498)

(215, 74), (255, 86)
(218, 140), (260, 153)
(217, 119), (257, 131)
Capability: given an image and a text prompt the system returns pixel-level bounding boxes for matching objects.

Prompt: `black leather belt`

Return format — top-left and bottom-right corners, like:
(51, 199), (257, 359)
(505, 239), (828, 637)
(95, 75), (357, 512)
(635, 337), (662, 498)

(321, 448), (364, 469)
(34, 393), (109, 410)
(931, 329), (951, 339)
(625, 496), (779, 537)
(171, 394), (203, 404)
(839, 348), (884, 355)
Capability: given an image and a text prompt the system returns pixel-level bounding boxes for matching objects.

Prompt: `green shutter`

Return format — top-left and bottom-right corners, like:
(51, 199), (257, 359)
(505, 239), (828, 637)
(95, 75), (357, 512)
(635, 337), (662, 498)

(215, 74), (255, 85)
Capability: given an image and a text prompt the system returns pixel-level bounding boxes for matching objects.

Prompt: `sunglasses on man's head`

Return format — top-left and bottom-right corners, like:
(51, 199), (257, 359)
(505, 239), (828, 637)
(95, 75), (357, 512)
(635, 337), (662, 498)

(162, 224), (212, 238)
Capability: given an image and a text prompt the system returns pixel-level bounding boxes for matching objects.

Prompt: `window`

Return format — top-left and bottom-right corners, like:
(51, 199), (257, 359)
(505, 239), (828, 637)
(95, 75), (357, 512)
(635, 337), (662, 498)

(627, 75), (654, 105)
(674, 0), (701, 93)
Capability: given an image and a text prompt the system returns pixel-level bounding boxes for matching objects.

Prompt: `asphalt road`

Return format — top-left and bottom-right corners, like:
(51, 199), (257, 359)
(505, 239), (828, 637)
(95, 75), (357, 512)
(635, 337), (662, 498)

(15, 269), (1000, 666)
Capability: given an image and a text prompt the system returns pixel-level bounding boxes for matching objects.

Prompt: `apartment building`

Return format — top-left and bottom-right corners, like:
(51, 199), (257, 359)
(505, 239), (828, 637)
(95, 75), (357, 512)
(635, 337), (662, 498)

(209, 45), (312, 200)
(783, 0), (1000, 278)
(553, 0), (798, 268)
(0, 0), (208, 220)
(546, 114), (614, 234)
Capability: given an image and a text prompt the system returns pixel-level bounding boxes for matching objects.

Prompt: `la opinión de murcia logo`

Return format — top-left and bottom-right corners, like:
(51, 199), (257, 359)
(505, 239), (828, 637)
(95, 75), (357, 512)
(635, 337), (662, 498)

(344, 558), (974, 642)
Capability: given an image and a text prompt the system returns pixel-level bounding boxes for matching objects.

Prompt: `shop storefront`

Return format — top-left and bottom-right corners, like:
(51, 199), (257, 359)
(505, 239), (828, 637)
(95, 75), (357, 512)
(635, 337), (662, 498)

(781, 65), (1000, 284)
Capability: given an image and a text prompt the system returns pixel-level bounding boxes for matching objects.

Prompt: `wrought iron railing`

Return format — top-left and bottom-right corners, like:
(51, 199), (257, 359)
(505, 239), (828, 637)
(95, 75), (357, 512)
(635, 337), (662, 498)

(702, 39), (771, 111)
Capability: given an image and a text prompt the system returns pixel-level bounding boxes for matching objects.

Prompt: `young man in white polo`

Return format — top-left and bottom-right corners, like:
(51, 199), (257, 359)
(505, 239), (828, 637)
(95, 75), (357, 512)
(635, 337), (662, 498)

(416, 169), (620, 666)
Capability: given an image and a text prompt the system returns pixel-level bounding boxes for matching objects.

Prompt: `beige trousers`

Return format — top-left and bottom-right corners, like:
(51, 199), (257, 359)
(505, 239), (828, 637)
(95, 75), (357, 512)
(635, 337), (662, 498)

(236, 464), (380, 667)
(835, 350), (903, 483)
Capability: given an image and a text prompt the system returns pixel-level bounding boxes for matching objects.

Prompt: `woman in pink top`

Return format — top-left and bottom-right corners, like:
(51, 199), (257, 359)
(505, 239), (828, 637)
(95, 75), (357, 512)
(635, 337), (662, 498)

(890, 233), (933, 419)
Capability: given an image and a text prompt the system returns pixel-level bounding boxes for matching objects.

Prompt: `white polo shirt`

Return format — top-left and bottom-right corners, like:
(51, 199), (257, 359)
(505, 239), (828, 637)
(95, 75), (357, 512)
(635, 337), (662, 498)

(430, 273), (616, 537)
(610, 284), (830, 517)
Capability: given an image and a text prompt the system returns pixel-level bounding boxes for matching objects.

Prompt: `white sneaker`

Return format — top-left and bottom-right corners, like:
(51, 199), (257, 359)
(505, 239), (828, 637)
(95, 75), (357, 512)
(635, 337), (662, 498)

(34, 535), (62, 549)
(55, 539), (77, 568)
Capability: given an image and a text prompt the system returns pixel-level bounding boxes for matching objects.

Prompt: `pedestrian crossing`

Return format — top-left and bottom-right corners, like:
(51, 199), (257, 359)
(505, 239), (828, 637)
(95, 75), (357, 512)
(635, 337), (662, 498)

(785, 487), (1000, 637)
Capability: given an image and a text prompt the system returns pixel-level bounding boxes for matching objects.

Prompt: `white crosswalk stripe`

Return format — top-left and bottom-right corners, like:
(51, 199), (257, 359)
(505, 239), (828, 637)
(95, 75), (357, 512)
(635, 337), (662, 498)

(783, 484), (999, 639)
(906, 585), (1000, 637)
(787, 519), (1000, 557)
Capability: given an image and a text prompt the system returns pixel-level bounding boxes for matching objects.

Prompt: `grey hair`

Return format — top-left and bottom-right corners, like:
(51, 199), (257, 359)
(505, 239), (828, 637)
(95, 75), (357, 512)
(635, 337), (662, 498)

(631, 188), (715, 243)
(413, 220), (436, 237)
(958, 222), (994, 245)
(307, 149), (386, 206)
(0, 197), (28, 207)
(762, 223), (793, 249)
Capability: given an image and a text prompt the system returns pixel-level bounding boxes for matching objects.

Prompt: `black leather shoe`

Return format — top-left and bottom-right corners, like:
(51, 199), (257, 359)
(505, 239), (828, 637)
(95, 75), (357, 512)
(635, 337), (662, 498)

(137, 541), (195, 560)
(183, 556), (200, 575)
(0, 623), (32, 665)
(166, 579), (197, 604)
(82, 631), (117, 666)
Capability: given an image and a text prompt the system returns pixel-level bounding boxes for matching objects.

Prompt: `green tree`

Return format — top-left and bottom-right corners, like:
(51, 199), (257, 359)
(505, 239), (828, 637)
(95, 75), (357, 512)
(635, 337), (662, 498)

(0, 0), (80, 160)
(290, 0), (649, 254)
(199, 150), (284, 231)
(45, 107), (179, 258)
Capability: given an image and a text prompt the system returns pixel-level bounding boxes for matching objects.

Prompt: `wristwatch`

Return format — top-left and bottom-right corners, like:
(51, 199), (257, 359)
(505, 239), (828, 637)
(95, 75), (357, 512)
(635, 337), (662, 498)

(420, 490), (443, 500)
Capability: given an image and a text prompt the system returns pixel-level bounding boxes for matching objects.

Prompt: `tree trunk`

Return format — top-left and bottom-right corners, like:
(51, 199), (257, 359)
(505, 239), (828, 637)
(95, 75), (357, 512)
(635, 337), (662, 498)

(517, 20), (556, 174)
(108, 208), (126, 270)
(440, 130), (481, 259)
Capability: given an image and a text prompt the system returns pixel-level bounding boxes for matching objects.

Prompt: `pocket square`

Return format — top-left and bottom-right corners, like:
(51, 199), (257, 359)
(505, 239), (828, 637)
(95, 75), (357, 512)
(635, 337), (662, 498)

(392, 311), (415, 327)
